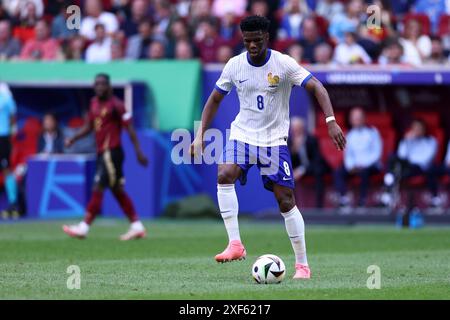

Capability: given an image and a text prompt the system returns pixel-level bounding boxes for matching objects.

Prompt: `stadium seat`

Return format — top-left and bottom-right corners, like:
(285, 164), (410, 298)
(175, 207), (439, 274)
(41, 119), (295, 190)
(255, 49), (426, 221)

(380, 128), (397, 164)
(403, 13), (431, 35)
(316, 131), (344, 170)
(365, 112), (393, 130)
(438, 14), (450, 36)
(22, 117), (42, 136)
(411, 111), (441, 128)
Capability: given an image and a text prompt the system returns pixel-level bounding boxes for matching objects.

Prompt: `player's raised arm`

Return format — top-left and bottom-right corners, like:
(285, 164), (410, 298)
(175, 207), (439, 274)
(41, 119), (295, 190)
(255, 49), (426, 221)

(190, 89), (225, 156)
(65, 114), (93, 147)
(305, 76), (346, 151)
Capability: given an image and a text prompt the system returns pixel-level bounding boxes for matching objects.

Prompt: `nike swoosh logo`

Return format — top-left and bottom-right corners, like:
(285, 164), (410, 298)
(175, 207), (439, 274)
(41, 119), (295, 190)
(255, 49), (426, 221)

(283, 177), (292, 181)
(239, 79), (249, 83)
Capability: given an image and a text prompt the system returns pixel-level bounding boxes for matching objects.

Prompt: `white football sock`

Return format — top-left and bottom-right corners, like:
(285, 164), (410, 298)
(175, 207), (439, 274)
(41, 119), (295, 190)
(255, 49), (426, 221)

(217, 184), (241, 242)
(78, 221), (89, 234)
(131, 220), (145, 231)
(281, 206), (308, 265)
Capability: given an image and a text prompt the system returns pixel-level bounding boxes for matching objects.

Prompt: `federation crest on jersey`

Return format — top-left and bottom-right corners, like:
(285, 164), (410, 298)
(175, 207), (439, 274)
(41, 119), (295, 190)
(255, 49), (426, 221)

(268, 72), (280, 87)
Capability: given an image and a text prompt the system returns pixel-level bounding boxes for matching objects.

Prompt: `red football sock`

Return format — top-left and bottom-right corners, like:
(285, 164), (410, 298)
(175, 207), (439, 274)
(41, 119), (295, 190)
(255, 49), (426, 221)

(113, 189), (139, 222)
(84, 190), (104, 225)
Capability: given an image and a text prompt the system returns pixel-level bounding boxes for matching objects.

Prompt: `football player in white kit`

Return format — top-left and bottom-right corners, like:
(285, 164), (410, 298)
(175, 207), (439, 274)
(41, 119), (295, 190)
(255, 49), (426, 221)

(190, 16), (346, 279)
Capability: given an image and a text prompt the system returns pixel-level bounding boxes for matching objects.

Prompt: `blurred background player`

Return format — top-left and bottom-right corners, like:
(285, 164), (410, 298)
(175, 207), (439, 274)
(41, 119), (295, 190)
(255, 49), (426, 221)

(334, 107), (382, 209)
(289, 116), (330, 208)
(63, 73), (149, 240)
(191, 15), (346, 279)
(0, 82), (18, 219)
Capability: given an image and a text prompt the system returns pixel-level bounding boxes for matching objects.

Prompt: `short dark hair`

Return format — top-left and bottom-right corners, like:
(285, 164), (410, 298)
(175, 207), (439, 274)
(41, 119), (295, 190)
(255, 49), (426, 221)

(94, 23), (105, 30)
(430, 35), (442, 43)
(384, 37), (403, 51)
(240, 15), (270, 33)
(95, 73), (110, 84)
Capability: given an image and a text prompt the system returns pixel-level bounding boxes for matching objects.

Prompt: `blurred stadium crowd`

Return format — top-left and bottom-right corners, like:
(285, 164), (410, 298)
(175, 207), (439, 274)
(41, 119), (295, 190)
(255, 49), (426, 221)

(1, 0), (450, 65)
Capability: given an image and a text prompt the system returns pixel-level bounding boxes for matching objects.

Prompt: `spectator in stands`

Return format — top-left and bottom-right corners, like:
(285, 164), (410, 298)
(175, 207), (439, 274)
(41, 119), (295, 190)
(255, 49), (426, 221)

(0, 19), (21, 60)
(126, 20), (153, 60)
(218, 11), (241, 49)
(152, 0), (175, 42)
(248, 0), (279, 42)
(110, 0), (132, 18)
(0, 82), (19, 219)
(355, 1), (394, 61)
(85, 23), (112, 63)
(399, 17), (431, 65)
(175, 39), (194, 59)
(64, 35), (86, 60)
(166, 18), (193, 58)
(51, 0), (79, 40)
(298, 17), (325, 63)
(424, 36), (449, 65)
(120, 0), (151, 38)
(290, 117), (330, 208)
(277, 0), (309, 40)
(147, 39), (166, 59)
(216, 44), (234, 63)
(378, 38), (407, 65)
(38, 113), (64, 154)
(194, 18), (225, 63)
(315, 0), (344, 21)
(11, 0), (40, 44)
(382, 119), (439, 207)
(413, 0), (448, 34)
(111, 37), (124, 60)
(189, 0), (217, 31)
(334, 107), (382, 208)
(328, 0), (366, 44)
(80, 0), (119, 40)
(286, 42), (303, 63)
(20, 20), (62, 60)
(4, 0), (43, 20)
(212, 0), (247, 18)
(333, 31), (372, 65)
(314, 42), (333, 64)
(174, 0), (191, 18)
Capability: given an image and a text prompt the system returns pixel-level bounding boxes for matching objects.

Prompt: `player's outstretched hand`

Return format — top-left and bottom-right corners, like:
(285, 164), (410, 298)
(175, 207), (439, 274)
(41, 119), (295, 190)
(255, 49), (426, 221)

(327, 121), (346, 151)
(136, 150), (149, 167)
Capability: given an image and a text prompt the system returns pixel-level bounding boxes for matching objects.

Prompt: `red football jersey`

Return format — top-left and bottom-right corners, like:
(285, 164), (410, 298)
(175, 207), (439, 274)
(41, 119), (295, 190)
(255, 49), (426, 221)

(88, 96), (131, 153)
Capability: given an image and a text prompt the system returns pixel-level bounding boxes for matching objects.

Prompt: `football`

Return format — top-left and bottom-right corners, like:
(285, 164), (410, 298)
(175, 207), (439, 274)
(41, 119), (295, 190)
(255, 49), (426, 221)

(252, 254), (286, 284)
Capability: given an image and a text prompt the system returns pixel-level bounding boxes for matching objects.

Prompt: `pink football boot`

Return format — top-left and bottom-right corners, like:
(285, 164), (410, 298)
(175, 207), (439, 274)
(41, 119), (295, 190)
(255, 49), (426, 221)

(293, 263), (311, 279)
(215, 240), (247, 263)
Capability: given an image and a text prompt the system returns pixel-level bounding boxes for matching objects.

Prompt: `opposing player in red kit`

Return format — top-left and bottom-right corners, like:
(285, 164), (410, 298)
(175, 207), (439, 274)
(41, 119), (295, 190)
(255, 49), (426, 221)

(63, 73), (149, 240)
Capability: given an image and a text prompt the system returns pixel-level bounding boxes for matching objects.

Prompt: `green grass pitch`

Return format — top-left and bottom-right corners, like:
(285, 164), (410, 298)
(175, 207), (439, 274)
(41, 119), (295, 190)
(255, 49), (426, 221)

(0, 219), (449, 299)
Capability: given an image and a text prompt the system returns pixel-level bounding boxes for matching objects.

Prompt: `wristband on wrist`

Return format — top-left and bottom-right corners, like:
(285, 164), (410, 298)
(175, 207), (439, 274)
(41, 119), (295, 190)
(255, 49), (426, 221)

(325, 116), (336, 123)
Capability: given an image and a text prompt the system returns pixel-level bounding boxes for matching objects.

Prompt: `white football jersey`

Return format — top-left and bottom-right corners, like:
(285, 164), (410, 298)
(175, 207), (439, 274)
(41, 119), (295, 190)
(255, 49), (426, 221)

(215, 49), (312, 147)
